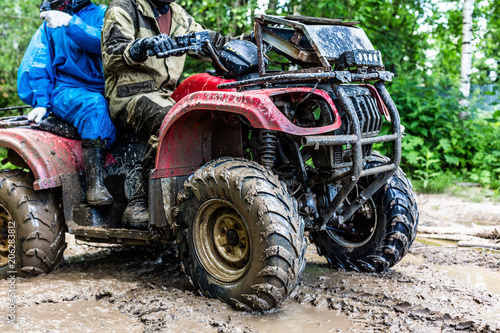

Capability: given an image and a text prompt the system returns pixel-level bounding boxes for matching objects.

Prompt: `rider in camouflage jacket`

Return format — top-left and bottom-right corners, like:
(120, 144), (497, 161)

(102, 0), (247, 227)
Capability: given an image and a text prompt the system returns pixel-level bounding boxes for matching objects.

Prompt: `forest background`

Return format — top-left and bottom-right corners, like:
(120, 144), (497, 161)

(0, 0), (499, 195)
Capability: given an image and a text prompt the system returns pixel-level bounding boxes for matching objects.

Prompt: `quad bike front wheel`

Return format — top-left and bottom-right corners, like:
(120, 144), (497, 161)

(177, 158), (306, 311)
(310, 152), (419, 272)
(0, 170), (66, 279)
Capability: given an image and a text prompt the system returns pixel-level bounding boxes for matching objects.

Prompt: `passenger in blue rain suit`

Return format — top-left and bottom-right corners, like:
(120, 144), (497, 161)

(17, 0), (116, 206)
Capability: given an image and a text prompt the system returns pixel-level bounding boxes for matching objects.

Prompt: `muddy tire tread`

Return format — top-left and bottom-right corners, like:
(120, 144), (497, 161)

(177, 158), (306, 311)
(0, 170), (66, 279)
(311, 152), (419, 272)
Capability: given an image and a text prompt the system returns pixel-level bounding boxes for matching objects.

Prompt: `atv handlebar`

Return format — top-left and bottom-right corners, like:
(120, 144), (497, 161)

(147, 31), (211, 58)
(147, 30), (229, 74)
(0, 115), (31, 128)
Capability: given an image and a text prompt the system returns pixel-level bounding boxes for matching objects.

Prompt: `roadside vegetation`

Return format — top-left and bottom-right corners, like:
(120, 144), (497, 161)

(386, 73), (500, 198)
(1, 0), (499, 197)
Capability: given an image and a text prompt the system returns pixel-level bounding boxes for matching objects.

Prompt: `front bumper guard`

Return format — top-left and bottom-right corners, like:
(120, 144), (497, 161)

(301, 81), (402, 229)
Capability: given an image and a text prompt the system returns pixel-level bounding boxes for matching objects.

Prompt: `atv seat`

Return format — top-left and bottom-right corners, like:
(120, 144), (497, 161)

(33, 116), (139, 144)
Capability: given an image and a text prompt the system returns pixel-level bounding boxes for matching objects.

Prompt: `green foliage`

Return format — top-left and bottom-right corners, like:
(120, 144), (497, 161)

(0, 1), (40, 108)
(423, 0), (462, 81)
(179, 0), (258, 36)
(413, 151), (441, 191)
(412, 172), (454, 194)
(388, 72), (500, 191)
(472, 1), (500, 84)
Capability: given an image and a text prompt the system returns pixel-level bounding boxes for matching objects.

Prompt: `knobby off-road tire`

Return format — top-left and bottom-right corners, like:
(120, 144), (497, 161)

(310, 152), (419, 272)
(0, 170), (66, 279)
(177, 158), (306, 311)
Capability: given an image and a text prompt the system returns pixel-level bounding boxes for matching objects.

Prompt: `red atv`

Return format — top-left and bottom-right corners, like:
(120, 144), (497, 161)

(0, 15), (418, 311)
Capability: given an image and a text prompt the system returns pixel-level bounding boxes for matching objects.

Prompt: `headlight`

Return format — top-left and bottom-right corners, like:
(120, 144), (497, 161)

(339, 49), (383, 68)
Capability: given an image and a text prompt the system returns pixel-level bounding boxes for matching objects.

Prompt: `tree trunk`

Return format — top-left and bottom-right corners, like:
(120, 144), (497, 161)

(460, 0), (474, 99)
(293, 4), (301, 16)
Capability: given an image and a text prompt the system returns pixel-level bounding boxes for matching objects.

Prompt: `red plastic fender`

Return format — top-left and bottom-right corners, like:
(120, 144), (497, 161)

(153, 87), (342, 178)
(0, 128), (83, 190)
(171, 73), (236, 102)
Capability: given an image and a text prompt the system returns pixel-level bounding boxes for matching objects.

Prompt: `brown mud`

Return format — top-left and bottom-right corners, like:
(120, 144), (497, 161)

(1, 193), (500, 332)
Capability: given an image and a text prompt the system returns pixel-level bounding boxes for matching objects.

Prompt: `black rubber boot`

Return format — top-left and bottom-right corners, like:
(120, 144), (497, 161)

(82, 139), (113, 206)
(123, 143), (156, 229)
(122, 172), (149, 229)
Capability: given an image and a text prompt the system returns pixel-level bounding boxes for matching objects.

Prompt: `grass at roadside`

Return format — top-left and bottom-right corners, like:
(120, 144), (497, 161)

(411, 174), (500, 203)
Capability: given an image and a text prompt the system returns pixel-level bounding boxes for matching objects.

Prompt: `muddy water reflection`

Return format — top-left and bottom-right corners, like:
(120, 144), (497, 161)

(434, 263), (500, 323)
(399, 253), (500, 322)
(3, 300), (142, 333)
(436, 264), (500, 295)
(240, 302), (352, 333)
(401, 254), (500, 296)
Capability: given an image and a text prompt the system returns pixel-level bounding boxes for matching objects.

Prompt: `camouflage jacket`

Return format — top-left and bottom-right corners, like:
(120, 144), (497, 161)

(102, 0), (234, 121)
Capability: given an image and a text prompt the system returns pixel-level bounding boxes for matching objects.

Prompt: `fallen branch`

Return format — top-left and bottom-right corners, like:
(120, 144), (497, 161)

(475, 228), (500, 240)
(418, 226), (500, 240)
(457, 241), (500, 250)
(417, 233), (477, 242)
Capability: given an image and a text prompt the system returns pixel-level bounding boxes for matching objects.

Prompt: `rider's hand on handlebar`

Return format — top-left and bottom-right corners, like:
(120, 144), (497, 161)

(148, 34), (179, 57)
(129, 36), (157, 62)
(27, 107), (47, 124)
(129, 34), (179, 61)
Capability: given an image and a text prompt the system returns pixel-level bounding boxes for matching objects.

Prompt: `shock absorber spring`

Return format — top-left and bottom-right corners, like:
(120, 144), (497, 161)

(258, 130), (277, 170)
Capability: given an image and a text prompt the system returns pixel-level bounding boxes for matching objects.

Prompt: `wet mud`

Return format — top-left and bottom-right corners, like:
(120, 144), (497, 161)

(1, 194), (500, 332)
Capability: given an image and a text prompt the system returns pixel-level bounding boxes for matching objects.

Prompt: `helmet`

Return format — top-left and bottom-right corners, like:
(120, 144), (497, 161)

(40, 0), (90, 13)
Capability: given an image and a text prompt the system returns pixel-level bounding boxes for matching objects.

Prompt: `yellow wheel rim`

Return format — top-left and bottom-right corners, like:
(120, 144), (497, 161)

(193, 199), (251, 283)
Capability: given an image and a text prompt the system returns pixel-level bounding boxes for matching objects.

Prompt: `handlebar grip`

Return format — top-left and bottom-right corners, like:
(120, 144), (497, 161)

(146, 31), (211, 58)
(147, 45), (201, 58)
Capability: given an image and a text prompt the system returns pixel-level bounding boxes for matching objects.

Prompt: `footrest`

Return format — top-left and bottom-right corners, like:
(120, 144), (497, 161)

(73, 226), (155, 245)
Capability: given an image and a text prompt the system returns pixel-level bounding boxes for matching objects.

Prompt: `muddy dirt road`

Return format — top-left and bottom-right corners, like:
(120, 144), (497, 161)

(1, 194), (499, 332)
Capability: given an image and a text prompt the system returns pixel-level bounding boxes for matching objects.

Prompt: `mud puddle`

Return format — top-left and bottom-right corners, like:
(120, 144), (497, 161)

(401, 253), (500, 295)
(437, 265), (500, 323)
(298, 245), (500, 331)
(398, 253), (500, 323)
(238, 302), (352, 333)
(5, 300), (142, 333)
(437, 264), (500, 295)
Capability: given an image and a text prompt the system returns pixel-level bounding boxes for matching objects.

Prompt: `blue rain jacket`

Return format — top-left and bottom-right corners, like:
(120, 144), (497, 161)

(17, 3), (116, 146)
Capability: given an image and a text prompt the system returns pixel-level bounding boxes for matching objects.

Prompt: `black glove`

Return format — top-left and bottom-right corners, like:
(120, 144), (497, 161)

(129, 34), (178, 61)
(152, 34), (179, 57)
(129, 36), (158, 62)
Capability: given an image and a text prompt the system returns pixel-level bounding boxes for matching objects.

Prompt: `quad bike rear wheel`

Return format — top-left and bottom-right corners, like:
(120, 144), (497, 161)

(310, 152), (419, 272)
(177, 158), (306, 311)
(0, 170), (66, 279)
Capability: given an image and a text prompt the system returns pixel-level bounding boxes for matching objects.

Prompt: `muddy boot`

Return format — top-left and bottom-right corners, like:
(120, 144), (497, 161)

(82, 139), (113, 206)
(122, 173), (149, 229)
